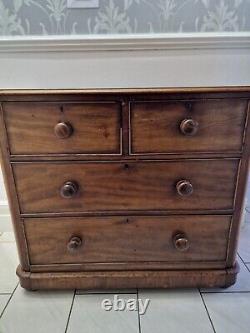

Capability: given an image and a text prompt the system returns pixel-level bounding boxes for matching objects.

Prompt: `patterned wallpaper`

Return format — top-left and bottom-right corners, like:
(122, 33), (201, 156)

(0, 0), (250, 36)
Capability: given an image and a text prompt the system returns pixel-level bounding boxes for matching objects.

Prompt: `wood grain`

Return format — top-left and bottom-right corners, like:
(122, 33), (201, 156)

(30, 260), (228, 273)
(24, 215), (231, 265)
(130, 99), (248, 154)
(227, 100), (250, 266)
(0, 104), (30, 270)
(1, 86), (250, 99)
(3, 102), (121, 155)
(17, 264), (239, 290)
(13, 159), (239, 213)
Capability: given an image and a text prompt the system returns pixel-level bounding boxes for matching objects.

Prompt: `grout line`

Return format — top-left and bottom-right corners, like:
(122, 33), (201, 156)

(64, 290), (76, 333)
(201, 291), (250, 294)
(0, 283), (19, 319)
(242, 258), (250, 273)
(0, 293), (12, 296)
(237, 253), (250, 272)
(136, 289), (142, 333)
(76, 292), (137, 295)
(199, 289), (216, 333)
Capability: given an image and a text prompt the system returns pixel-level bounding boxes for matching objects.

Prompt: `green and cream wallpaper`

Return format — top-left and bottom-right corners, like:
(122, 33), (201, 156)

(0, 0), (250, 36)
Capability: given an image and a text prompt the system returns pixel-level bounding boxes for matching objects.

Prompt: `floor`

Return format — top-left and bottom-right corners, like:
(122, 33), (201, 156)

(0, 212), (249, 332)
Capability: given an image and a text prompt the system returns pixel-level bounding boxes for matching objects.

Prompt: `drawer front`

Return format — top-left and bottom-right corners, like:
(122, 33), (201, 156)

(130, 99), (248, 154)
(13, 160), (238, 213)
(24, 215), (231, 265)
(4, 102), (121, 155)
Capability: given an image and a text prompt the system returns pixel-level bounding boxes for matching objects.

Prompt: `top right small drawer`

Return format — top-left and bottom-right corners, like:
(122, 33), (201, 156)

(130, 99), (248, 154)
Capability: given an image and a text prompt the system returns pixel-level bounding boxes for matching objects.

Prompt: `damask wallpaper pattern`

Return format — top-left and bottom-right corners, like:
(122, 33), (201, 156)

(0, 0), (249, 36)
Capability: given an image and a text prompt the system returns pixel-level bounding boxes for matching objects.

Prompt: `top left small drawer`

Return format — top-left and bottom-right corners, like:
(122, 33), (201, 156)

(3, 102), (122, 155)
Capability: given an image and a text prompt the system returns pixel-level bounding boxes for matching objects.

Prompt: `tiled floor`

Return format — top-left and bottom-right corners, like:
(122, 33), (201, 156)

(0, 220), (249, 332)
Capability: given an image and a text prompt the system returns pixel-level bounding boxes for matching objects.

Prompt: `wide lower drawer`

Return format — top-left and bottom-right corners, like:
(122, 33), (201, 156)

(3, 102), (121, 155)
(24, 215), (231, 265)
(13, 160), (239, 214)
(130, 99), (248, 154)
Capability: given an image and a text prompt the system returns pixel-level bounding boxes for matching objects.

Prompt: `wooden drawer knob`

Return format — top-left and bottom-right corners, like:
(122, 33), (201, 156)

(67, 236), (82, 252)
(176, 180), (193, 197)
(180, 119), (199, 136)
(173, 233), (190, 252)
(54, 122), (73, 139)
(60, 181), (79, 199)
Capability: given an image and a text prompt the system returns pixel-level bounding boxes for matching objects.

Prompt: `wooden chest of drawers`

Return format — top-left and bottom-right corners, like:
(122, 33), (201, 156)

(0, 88), (249, 290)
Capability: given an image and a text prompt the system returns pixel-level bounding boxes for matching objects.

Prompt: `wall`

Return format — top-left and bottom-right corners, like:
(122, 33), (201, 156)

(0, 0), (250, 36)
(0, 166), (11, 232)
(0, 167), (7, 201)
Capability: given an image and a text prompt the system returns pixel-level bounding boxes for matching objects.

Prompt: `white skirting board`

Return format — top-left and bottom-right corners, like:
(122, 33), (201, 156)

(0, 33), (249, 89)
(0, 48), (250, 89)
(0, 201), (12, 232)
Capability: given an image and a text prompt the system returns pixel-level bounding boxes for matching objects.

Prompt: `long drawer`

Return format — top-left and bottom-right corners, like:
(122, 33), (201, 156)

(13, 160), (239, 213)
(130, 99), (248, 154)
(24, 215), (231, 265)
(3, 102), (122, 155)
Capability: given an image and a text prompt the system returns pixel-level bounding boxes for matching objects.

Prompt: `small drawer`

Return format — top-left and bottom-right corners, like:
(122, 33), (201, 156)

(3, 102), (121, 155)
(24, 215), (231, 265)
(130, 99), (248, 154)
(13, 159), (239, 214)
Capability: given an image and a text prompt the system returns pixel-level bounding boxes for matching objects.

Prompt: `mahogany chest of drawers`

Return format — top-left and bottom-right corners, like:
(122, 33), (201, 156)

(0, 88), (249, 290)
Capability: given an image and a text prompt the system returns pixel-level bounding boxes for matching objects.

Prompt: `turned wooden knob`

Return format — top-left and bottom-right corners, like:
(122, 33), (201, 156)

(67, 236), (82, 252)
(173, 233), (190, 252)
(54, 122), (73, 139)
(176, 180), (193, 197)
(180, 119), (199, 136)
(60, 181), (79, 199)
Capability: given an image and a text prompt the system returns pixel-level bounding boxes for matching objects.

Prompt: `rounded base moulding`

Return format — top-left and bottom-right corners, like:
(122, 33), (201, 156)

(16, 262), (239, 291)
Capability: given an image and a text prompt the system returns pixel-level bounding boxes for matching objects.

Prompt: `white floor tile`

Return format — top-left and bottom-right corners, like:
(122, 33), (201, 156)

(203, 293), (250, 333)
(245, 210), (250, 224)
(0, 286), (74, 333)
(0, 294), (11, 316)
(245, 181), (250, 200)
(67, 294), (139, 333)
(0, 232), (15, 243)
(0, 242), (19, 293)
(238, 223), (250, 263)
(76, 289), (137, 295)
(138, 289), (213, 333)
(201, 256), (250, 292)
(244, 181), (250, 222)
